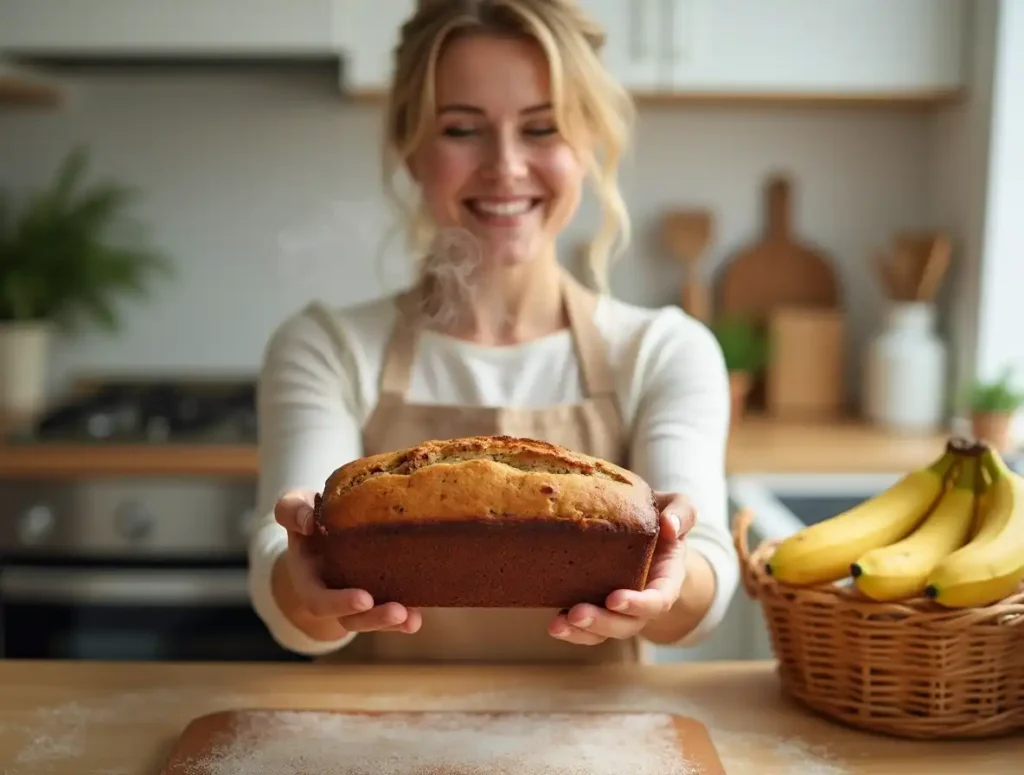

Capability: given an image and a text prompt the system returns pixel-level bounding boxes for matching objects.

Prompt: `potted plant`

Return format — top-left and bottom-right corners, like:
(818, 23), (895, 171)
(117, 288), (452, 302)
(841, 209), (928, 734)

(710, 315), (769, 422)
(0, 146), (172, 419)
(966, 367), (1023, 452)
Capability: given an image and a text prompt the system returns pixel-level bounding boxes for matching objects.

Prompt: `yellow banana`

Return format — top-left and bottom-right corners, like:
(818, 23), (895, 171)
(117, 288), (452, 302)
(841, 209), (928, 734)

(851, 448), (980, 601)
(766, 444), (960, 586)
(925, 445), (1024, 608)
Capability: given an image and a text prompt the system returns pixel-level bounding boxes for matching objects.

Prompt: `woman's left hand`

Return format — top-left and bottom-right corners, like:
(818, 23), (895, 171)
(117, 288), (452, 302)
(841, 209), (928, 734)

(548, 492), (696, 646)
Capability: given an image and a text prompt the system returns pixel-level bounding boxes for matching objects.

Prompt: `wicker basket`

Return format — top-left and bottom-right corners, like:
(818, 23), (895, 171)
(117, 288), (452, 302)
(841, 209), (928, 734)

(732, 509), (1024, 740)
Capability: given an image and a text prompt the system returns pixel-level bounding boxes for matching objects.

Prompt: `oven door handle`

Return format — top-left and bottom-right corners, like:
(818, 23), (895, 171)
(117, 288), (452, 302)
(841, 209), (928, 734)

(0, 567), (252, 606)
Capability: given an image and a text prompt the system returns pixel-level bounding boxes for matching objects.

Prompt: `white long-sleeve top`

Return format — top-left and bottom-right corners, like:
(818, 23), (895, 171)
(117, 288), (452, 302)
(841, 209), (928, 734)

(248, 290), (740, 657)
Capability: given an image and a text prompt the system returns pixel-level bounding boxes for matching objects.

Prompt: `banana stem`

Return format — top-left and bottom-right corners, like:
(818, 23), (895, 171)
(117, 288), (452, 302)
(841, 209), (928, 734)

(929, 447), (961, 482)
(952, 450), (980, 492)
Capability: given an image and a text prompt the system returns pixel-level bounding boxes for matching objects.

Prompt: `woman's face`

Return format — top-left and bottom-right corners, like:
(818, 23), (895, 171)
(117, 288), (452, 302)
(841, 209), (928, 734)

(409, 32), (586, 269)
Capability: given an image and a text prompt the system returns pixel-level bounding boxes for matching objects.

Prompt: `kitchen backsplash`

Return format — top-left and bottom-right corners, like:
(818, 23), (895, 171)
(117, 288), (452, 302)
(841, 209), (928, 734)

(0, 64), (960, 401)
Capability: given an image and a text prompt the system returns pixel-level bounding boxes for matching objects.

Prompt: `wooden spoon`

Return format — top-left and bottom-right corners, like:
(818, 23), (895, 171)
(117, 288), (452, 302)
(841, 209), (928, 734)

(661, 209), (714, 321)
(915, 234), (951, 301)
(872, 249), (905, 301)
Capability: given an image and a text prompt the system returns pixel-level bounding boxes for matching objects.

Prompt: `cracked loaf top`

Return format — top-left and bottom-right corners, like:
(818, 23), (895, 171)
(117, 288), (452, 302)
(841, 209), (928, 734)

(313, 435), (661, 534)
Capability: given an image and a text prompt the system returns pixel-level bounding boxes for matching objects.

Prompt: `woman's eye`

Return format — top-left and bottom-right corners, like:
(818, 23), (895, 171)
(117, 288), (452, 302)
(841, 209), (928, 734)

(525, 126), (558, 137)
(442, 126), (476, 138)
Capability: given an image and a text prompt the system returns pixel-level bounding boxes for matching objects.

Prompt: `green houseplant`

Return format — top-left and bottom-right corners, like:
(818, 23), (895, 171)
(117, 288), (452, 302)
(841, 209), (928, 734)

(0, 146), (173, 417)
(711, 315), (769, 422)
(966, 367), (1023, 452)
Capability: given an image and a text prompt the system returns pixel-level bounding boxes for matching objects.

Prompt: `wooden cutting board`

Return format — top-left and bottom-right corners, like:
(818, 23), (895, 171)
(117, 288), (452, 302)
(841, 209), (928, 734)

(718, 174), (840, 322)
(160, 709), (726, 774)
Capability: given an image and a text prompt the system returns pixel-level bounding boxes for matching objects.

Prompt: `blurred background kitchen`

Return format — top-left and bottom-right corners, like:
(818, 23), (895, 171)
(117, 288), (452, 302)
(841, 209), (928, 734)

(0, 0), (1021, 665)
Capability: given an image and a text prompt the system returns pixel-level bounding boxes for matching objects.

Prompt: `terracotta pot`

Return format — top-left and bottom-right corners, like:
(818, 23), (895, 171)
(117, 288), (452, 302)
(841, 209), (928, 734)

(729, 370), (752, 422)
(971, 411), (1015, 452)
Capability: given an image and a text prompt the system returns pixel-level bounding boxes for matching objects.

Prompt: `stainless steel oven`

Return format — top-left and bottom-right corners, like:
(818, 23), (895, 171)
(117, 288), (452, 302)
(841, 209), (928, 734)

(0, 477), (306, 662)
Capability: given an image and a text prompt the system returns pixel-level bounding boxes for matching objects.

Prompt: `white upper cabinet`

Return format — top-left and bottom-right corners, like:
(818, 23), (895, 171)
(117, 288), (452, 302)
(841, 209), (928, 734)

(0, 0), (337, 55)
(582, 0), (662, 91)
(331, 0), (415, 94)
(330, 0), (966, 99)
(0, 0), (967, 101)
(659, 0), (966, 96)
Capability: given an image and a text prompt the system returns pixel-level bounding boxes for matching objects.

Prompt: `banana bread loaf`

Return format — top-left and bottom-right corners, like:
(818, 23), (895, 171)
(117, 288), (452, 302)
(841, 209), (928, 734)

(311, 435), (661, 608)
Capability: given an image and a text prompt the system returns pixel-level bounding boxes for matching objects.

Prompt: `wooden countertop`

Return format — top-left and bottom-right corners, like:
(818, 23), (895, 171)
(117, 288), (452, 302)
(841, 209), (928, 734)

(0, 415), (948, 479)
(0, 660), (1015, 774)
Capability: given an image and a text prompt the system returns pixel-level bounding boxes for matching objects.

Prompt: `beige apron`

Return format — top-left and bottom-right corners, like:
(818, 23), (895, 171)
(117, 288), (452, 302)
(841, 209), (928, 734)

(318, 269), (647, 665)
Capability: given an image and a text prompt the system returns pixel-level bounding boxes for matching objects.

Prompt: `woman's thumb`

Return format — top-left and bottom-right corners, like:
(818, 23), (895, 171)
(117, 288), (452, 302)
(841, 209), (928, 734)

(274, 490), (318, 535)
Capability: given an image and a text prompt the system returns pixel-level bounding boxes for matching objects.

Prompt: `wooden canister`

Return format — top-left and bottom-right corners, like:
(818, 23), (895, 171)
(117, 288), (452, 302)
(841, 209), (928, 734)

(766, 308), (845, 419)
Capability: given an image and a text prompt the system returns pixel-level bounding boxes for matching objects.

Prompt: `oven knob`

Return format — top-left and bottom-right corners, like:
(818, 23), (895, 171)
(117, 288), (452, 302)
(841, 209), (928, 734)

(18, 505), (56, 545)
(115, 501), (154, 541)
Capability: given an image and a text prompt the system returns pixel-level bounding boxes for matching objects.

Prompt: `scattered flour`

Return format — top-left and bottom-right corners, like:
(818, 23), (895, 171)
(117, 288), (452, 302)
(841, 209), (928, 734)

(177, 710), (696, 775)
(1, 682), (852, 775)
(360, 685), (853, 775)
(4, 687), (249, 775)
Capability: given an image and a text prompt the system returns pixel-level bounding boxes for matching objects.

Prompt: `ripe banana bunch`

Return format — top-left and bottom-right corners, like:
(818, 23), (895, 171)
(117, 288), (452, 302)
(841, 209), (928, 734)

(851, 447), (981, 602)
(765, 444), (960, 586)
(924, 445), (1024, 608)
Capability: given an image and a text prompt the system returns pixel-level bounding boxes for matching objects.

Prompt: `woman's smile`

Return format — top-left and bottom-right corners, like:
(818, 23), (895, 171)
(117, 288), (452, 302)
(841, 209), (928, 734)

(464, 196), (544, 227)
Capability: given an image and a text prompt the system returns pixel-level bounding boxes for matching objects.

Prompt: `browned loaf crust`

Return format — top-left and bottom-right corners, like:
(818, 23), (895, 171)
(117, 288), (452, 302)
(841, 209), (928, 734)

(311, 435), (661, 608)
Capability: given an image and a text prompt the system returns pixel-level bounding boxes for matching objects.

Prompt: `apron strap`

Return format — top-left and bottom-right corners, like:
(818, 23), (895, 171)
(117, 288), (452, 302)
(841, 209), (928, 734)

(561, 270), (616, 398)
(378, 288), (422, 398)
(378, 271), (617, 399)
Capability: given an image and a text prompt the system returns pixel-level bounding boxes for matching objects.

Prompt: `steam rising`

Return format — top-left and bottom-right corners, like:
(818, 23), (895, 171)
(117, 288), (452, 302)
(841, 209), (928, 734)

(414, 226), (487, 330)
(277, 201), (515, 336)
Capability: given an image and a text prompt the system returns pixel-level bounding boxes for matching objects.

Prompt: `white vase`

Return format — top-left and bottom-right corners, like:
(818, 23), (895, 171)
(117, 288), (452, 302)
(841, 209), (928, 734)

(863, 302), (947, 433)
(0, 321), (53, 419)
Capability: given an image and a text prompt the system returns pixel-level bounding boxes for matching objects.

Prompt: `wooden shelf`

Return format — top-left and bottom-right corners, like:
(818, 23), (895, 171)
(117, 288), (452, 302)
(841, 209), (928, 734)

(345, 87), (965, 111)
(0, 415), (948, 480)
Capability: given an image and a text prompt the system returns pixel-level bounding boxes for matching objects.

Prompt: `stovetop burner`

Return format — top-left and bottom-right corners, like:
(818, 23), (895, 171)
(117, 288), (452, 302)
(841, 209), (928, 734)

(11, 380), (257, 444)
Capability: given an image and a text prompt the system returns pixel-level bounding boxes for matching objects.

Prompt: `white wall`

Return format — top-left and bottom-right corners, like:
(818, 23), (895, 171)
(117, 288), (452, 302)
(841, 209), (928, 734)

(1, 63), (940, 402)
(973, 0), (1024, 385)
(927, 0), (998, 407)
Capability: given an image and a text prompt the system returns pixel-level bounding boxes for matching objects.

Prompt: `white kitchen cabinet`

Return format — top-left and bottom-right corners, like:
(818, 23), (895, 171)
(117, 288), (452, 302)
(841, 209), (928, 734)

(332, 0), (965, 99)
(0, 0), (337, 56)
(585, 0), (966, 97)
(330, 0), (663, 94)
(331, 0), (415, 94)
(0, 0), (967, 102)
(664, 0), (966, 96)
(580, 0), (662, 91)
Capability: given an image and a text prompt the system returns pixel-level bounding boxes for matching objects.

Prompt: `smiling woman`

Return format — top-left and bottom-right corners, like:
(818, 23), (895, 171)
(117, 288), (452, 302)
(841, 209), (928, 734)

(247, 0), (738, 666)
(383, 0), (633, 300)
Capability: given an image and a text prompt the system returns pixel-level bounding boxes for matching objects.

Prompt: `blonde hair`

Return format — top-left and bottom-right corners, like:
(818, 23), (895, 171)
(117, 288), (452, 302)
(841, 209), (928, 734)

(382, 0), (635, 292)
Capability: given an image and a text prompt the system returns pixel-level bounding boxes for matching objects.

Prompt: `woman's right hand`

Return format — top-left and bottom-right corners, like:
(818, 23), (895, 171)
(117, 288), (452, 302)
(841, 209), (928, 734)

(273, 489), (422, 637)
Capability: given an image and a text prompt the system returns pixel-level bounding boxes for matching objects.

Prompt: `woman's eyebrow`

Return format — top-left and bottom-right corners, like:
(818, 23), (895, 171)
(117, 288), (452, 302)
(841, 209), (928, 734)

(437, 102), (553, 115)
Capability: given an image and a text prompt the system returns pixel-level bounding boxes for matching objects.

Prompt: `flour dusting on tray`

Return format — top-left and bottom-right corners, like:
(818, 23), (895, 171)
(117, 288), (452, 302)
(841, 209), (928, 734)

(178, 710), (698, 775)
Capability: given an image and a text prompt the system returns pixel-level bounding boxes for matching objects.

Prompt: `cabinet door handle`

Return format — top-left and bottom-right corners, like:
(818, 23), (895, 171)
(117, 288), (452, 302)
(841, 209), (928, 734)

(629, 0), (647, 62)
(663, 0), (678, 62)
(671, 0), (699, 64)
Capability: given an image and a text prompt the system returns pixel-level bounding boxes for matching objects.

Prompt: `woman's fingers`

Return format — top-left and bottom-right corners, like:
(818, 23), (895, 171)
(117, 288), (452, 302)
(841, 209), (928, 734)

(548, 614), (608, 646)
(378, 608), (424, 634)
(341, 602), (421, 633)
(287, 547), (421, 633)
(275, 489), (319, 534)
(276, 491), (421, 635)
(653, 492), (697, 538)
(283, 535), (371, 618)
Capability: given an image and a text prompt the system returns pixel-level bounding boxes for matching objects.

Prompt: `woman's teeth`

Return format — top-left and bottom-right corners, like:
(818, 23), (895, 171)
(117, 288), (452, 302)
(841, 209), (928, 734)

(468, 199), (537, 218)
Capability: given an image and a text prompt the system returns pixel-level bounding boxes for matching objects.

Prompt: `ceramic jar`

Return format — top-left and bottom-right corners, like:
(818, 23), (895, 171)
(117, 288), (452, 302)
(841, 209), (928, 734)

(863, 302), (947, 433)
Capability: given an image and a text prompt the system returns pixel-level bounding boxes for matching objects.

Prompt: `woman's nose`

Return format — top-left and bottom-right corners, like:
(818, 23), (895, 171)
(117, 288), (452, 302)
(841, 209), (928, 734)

(485, 130), (528, 181)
